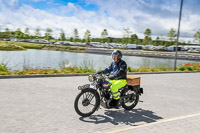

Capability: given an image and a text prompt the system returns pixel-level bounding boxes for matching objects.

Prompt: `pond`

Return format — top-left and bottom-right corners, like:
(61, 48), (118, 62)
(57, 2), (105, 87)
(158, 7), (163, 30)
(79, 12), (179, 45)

(0, 49), (199, 71)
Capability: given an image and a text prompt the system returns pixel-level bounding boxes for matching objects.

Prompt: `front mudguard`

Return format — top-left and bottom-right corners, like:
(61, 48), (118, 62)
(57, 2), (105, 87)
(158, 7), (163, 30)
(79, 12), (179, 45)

(81, 87), (98, 93)
(79, 84), (97, 93)
(78, 85), (101, 110)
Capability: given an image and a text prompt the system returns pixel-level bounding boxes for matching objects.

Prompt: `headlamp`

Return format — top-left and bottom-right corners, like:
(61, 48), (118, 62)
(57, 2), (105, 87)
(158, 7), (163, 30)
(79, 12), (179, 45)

(88, 75), (94, 82)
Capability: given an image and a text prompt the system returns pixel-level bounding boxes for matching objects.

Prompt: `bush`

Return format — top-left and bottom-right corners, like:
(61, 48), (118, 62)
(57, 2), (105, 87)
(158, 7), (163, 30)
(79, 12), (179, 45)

(177, 65), (186, 71)
(0, 63), (9, 72)
(0, 71), (10, 75)
(127, 65), (173, 72)
(138, 67), (149, 72)
(177, 63), (200, 71)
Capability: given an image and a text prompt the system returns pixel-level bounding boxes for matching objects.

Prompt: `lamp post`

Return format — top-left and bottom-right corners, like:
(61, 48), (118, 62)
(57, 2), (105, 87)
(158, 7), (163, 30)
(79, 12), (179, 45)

(174, 0), (184, 71)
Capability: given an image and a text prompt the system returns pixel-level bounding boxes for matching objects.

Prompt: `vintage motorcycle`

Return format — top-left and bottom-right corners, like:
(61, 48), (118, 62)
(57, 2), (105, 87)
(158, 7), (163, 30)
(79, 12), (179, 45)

(74, 73), (143, 117)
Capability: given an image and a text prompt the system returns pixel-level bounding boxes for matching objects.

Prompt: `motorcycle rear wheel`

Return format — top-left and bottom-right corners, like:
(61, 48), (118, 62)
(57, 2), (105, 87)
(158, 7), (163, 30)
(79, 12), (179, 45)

(121, 88), (139, 110)
(74, 89), (100, 117)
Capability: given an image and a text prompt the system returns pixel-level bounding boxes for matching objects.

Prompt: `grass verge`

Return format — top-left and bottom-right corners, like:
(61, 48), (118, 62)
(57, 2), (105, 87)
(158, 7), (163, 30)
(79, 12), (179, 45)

(1, 63), (200, 75)
(0, 41), (45, 51)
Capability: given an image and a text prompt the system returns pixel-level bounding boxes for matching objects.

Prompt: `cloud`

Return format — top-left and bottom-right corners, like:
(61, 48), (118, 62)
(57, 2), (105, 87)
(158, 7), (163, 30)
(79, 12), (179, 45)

(88, 0), (200, 39)
(0, 0), (19, 10)
(0, 1), (124, 38)
(0, 0), (199, 42)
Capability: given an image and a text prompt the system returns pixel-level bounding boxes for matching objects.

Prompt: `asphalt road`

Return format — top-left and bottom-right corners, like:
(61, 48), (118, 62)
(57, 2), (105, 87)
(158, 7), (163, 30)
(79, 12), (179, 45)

(0, 73), (200, 133)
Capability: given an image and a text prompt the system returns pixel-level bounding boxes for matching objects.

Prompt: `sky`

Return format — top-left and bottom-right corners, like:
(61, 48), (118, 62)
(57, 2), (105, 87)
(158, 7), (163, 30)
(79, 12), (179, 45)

(0, 0), (200, 42)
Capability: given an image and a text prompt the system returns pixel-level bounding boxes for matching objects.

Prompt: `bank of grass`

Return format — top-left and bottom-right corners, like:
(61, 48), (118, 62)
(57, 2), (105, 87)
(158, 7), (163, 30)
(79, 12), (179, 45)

(1, 63), (200, 75)
(43, 45), (85, 52)
(127, 66), (174, 72)
(0, 41), (45, 51)
(0, 42), (26, 51)
(0, 41), (85, 52)
(0, 66), (96, 75)
(15, 42), (45, 49)
(127, 63), (200, 72)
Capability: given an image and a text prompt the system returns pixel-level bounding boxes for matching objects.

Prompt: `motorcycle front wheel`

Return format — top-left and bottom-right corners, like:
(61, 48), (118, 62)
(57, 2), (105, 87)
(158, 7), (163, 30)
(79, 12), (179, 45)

(121, 88), (139, 110)
(74, 89), (100, 117)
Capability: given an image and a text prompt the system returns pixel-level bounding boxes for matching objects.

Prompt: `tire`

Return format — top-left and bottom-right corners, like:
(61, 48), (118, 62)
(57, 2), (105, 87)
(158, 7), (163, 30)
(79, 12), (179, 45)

(121, 88), (139, 110)
(74, 88), (100, 117)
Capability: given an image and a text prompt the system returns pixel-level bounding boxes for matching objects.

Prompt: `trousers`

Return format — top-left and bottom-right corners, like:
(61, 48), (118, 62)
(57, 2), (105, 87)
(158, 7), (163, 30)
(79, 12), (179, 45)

(107, 79), (127, 100)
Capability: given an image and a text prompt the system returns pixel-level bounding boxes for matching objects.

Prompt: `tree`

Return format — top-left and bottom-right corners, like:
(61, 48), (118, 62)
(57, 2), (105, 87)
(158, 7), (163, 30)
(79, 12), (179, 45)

(168, 28), (176, 42)
(122, 28), (132, 44)
(154, 36), (160, 46)
(159, 34), (165, 41)
(69, 37), (73, 42)
(143, 28), (152, 45)
(101, 29), (108, 38)
(101, 29), (108, 43)
(187, 40), (191, 45)
(14, 28), (23, 39)
(2, 28), (12, 38)
(23, 27), (30, 39)
(73, 28), (79, 42)
(156, 36), (160, 40)
(84, 29), (91, 43)
(59, 29), (66, 41)
(106, 37), (112, 43)
(144, 28), (151, 37)
(34, 28), (41, 39)
(130, 34), (138, 44)
(194, 29), (200, 44)
(143, 36), (152, 45)
(44, 28), (53, 41)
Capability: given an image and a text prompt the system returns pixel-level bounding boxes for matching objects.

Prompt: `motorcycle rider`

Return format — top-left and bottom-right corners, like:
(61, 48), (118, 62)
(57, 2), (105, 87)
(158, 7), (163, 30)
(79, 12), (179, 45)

(97, 50), (127, 108)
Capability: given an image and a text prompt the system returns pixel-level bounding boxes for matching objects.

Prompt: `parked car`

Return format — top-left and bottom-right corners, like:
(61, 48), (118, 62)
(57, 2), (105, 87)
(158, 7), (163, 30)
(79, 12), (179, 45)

(127, 44), (137, 49)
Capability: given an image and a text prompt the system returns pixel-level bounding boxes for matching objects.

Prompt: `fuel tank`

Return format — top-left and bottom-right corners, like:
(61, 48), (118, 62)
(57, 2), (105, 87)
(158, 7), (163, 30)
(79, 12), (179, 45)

(101, 80), (111, 89)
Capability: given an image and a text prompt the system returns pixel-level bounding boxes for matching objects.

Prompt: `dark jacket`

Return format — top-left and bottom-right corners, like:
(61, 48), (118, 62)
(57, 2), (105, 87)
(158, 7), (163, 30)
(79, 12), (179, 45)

(103, 59), (127, 80)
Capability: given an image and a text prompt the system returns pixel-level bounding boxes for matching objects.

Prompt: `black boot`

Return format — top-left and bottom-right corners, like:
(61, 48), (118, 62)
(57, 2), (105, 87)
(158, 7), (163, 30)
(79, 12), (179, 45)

(113, 99), (121, 109)
(109, 99), (115, 107)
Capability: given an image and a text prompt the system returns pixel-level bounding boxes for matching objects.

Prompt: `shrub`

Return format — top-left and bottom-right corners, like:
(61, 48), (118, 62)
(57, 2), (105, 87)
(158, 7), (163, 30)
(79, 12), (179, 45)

(138, 67), (149, 72)
(0, 63), (9, 72)
(177, 63), (200, 71)
(0, 71), (10, 75)
(127, 66), (173, 72)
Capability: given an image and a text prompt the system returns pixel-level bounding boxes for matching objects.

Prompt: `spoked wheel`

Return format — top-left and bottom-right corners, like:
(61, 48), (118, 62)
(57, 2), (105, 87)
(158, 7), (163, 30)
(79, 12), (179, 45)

(121, 88), (139, 110)
(74, 89), (100, 117)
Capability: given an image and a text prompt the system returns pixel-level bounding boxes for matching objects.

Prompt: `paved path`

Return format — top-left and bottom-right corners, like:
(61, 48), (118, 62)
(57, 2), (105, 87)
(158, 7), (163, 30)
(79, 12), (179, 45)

(0, 73), (200, 133)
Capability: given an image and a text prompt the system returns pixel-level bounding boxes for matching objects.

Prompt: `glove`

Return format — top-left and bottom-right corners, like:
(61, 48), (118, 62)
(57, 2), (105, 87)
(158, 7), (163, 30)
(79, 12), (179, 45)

(108, 75), (115, 80)
(96, 70), (103, 74)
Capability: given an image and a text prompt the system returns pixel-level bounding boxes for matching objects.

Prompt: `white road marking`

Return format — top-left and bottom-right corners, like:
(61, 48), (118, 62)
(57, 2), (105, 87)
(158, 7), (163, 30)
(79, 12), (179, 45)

(102, 112), (200, 133)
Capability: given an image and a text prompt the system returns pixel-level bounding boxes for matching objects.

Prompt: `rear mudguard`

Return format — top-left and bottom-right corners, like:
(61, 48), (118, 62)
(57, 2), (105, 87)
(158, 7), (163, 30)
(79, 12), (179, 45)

(125, 85), (143, 95)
